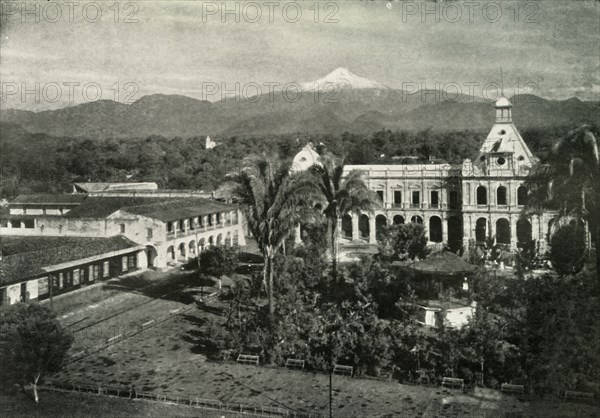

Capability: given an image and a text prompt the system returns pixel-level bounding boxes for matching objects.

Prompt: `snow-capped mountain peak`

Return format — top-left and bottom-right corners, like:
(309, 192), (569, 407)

(301, 68), (389, 91)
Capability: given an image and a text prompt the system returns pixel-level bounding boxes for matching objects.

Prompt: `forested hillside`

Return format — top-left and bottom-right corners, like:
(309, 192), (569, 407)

(1, 122), (594, 199)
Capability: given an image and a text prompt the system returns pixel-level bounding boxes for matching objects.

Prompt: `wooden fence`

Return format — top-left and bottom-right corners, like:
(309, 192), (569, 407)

(42, 381), (324, 418)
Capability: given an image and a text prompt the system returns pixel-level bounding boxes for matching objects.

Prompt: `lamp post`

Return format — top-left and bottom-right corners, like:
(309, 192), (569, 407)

(323, 306), (364, 418)
(327, 324), (341, 418)
(194, 229), (205, 301)
(49, 274), (54, 310)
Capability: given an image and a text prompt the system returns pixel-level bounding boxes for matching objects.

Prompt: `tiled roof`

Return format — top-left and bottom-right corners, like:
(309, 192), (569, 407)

(408, 251), (476, 275)
(11, 194), (86, 205)
(64, 196), (173, 218)
(73, 182), (158, 193)
(122, 198), (235, 222)
(63, 196), (235, 221)
(0, 235), (142, 286)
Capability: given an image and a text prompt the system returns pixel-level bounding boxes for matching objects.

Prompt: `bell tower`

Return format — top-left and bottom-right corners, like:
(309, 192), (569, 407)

(495, 96), (512, 123)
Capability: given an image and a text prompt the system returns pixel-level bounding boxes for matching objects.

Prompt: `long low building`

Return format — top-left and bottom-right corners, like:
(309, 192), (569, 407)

(2, 195), (246, 269)
(0, 235), (144, 305)
(0, 192), (247, 305)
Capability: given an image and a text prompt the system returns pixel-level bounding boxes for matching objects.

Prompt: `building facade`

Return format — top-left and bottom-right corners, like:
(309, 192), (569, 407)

(0, 236), (144, 306)
(2, 194), (247, 271)
(333, 97), (557, 252)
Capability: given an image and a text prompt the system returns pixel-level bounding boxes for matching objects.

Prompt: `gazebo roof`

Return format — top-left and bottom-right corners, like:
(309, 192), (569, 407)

(408, 251), (476, 275)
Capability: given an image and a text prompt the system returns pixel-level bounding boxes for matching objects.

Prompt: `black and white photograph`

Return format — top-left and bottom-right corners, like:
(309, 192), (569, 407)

(0, 1), (599, 416)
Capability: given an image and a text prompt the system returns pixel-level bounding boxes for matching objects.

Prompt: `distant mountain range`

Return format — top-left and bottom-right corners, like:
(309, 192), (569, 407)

(1, 68), (598, 139)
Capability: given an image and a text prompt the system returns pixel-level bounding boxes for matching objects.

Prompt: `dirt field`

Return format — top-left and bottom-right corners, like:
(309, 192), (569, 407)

(46, 288), (599, 418)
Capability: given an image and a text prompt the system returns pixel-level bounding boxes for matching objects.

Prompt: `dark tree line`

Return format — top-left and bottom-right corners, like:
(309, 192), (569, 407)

(0, 122), (581, 199)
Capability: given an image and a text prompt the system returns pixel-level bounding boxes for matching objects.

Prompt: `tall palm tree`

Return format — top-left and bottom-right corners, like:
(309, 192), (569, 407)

(308, 153), (375, 281)
(230, 153), (311, 318)
(526, 125), (599, 286)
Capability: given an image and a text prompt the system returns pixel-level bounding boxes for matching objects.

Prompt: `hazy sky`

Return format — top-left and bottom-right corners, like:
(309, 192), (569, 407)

(1, 0), (598, 110)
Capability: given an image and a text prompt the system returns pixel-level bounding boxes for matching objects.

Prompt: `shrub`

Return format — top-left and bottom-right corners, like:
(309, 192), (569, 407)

(549, 224), (586, 275)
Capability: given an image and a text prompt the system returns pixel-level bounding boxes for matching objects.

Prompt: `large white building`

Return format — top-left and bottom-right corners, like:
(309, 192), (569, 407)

(303, 97), (558, 252)
(1, 190), (246, 305)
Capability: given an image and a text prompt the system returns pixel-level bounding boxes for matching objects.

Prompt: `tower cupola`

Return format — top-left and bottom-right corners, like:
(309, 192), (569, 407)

(495, 96), (512, 123)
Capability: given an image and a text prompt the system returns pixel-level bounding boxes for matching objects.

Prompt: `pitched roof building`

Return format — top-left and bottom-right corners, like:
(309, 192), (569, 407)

(0, 235), (144, 305)
(1, 192), (246, 305)
(294, 97), (558, 253)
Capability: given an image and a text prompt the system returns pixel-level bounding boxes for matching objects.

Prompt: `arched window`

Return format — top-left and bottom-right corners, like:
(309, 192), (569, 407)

(447, 216), (463, 253)
(410, 215), (423, 224)
(359, 214), (370, 239)
(375, 215), (387, 241)
(393, 215), (404, 225)
(477, 186), (487, 205)
(475, 218), (487, 242)
(341, 214), (352, 238)
(429, 216), (442, 242)
(497, 186), (507, 206)
(496, 219), (511, 245)
(517, 186), (528, 206)
(517, 218), (532, 247)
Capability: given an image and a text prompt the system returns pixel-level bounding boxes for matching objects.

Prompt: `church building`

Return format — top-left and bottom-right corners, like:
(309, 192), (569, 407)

(298, 97), (558, 253)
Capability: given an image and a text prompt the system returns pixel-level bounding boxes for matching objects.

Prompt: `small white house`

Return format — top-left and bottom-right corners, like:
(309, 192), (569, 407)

(416, 299), (476, 329)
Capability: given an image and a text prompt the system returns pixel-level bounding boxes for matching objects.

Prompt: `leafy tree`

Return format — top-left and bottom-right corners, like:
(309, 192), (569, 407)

(345, 257), (415, 319)
(306, 153), (374, 281)
(513, 273), (600, 394)
(549, 224), (586, 276)
(459, 309), (521, 387)
(290, 222), (329, 287)
(230, 153), (310, 318)
(0, 303), (74, 402)
(526, 126), (599, 288)
(379, 223), (429, 261)
(199, 245), (238, 279)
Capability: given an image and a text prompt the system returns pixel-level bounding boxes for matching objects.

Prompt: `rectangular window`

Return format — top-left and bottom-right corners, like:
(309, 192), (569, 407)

(122, 256), (128, 272)
(430, 191), (439, 207)
(198, 216), (203, 227)
(89, 265), (94, 281)
(120, 224), (125, 234)
(216, 213), (221, 224)
(412, 191), (420, 206)
(449, 191), (459, 209)
(73, 269), (80, 286)
(128, 255), (136, 270)
(393, 191), (402, 206)
(103, 261), (110, 278)
(37, 277), (49, 296)
(58, 273), (64, 289)
(376, 190), (384, 203)
(147, 228), (153, 239)
(93, 265), (100, 280)
(179, 220), (185, 231)
(208, 215), (213, 226)
(23, 219), (35, 228)
(189, 218), (195, 230)
(167, 222), (173, 233)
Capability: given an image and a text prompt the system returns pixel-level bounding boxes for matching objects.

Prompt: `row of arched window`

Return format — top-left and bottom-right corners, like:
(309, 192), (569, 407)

(476, 185), (528, 206)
